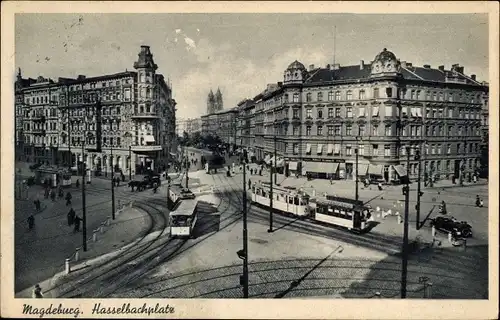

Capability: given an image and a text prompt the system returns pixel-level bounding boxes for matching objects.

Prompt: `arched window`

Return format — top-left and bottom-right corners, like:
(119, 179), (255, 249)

(328, 91), (334, 101)
(346, 90), (353, 100)
(292, 93), (299, 103)
(335, 91), (341, 100)
(306, 92), (312, 102)
(146, 88), (151, 99)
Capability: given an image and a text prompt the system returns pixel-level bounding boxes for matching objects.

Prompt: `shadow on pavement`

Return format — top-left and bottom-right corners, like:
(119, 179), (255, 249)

(194, 201), (221, 237)
(340, 244), (488, 299)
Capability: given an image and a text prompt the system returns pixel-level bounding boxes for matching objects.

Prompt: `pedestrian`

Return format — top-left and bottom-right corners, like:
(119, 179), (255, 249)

(378, 182), (383, 191)
(76, 179), (80, 188)
(330, 176), (333, 185)
(27, 214), (35, 230)
(65, 191), (72, 206)
(58, 187), (64, 199)
(73, 215), (81, 232)
(473, 174), (477, 183)
(475, 195), (481, 207)
(32, 284), (43, 298)
(50, 190), (56, 202)
(439, 200), (447, 215)
(44, 188), (49, 199)
(67, 207), (75, 226)
(248, 178), (251, 190)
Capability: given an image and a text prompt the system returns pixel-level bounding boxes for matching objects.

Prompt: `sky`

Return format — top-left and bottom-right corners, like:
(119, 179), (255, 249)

(15, 13), (488, 120)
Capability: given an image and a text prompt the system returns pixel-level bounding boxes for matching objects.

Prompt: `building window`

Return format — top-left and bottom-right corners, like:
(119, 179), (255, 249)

(334, 143), (341, 155)
(346, 145), (352, 156)
(306, 108), (312, 119)
(293, 126), (299, 136)
(372, 125), (379, 136)
(335, 107), (341, 117)
(358, 144), (365, 155)
(346, 107), (353, 118)
(384, 145), (391, 157)
(306, 92), (312, 102)
(334, 125), (341, 136)
(385, 106), (393, 117)
(372, 144), (379, 156)
(327, 125), (334, 136)
(359, 125), (365, 136)
(124, 89), (131, 101)
(284, 94), (289, 103)
(317, 109), (323, 118)
(293, 143), (299, 154)
(386, 88), (393, 98)
(317, 92), (323, 101)
(457, 143), (461, 154)
(328, 91), (334, 101)
(372, 106), (379, 116)
(293, 93), (299, 103)
(373, 88), (379, 99)
(346, 125), (352, 136)
(359, 90), (366, 100)
(328, 108), (334, 118)
(358, 107), (365, 117)
(346, 91), (353, 100)
(335, 91), (341, 100)
(385, 125), (391, 136)
(317, 125), (323, 136)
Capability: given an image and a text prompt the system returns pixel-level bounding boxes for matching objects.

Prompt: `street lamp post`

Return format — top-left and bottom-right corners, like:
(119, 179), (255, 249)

(401, 146), (411, 298)
(111, 145), (116, 220)
(242, 157), (249, 297)
(81, 141), (87, 252)
(273, 135), (277, 184)
(355, 148), (359, 201)
(268, 142), (274, 233)
(128, 145), (132, 181)
(415, 147), (422, 230)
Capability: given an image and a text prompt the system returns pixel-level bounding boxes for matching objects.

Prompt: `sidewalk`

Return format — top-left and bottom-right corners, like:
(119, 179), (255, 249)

(15, 206), (151, 298)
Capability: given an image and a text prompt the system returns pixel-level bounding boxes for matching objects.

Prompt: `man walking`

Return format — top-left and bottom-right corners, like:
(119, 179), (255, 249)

(27, 214), (35, 230)
(67, 207), (76, 226)
(73, 215), (81, 232)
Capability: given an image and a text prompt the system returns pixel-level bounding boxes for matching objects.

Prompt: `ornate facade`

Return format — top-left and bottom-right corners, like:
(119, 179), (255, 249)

(15, 45), (177, 175)
(235, 48), (489, 182)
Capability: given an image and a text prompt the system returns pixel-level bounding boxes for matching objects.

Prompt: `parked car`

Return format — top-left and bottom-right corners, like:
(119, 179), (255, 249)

(430, 215), (472, 238)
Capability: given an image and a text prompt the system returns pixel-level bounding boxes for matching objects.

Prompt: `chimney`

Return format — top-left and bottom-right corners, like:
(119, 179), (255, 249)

(277, 82), (283, 86)
(423, 64), (431, 69)
(333, 63), (340, 70)
(360, 60), (365, 70)
(458, 66), (464, 74)
(451, 64), (459, 72)
(77, 75), (86, 80)
(471, 74), (476, 81)
(438, 65), (445, 71)
(400, 61), (407, 68)
(326, 64), (331, 69)
(406, 63), (413, 68)
(309, 64), (315, 71)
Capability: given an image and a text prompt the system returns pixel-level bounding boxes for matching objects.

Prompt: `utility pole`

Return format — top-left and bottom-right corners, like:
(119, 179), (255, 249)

(273, 135), (277, 184)
(128, 145), (132, 181)
(401, 146), (411, 298)
(111, 145), (116, 220)
(355, 148), (359, 201)
(415, 147), (422, 230)
(242, 158), (249, 297)
(185, 156), (189, 189)
(81, 140), (87, 252)
(268, 148), (274, 233)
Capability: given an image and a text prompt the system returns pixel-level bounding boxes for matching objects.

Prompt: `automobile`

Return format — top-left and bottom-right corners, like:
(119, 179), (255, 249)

(430, 215), (472, 238)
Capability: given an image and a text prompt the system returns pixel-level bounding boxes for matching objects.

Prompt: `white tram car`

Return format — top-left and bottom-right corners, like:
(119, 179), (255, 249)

(251, 182), (309, 217)
(250, 182), (370, 232)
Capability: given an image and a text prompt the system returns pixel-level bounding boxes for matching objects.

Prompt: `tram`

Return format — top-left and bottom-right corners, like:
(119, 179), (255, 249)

(250, 182), (309, 217)
(169, 199), (199, 238)
(168, 184), (196, 204)
(250, 182), (370, 232)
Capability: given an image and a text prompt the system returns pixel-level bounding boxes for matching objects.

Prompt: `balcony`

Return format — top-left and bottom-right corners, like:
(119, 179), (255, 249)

(131, 112), (160, 119)
(32, 129), (46, 135)
(131, 144), (163, 152)
(32, 115), (46, 122)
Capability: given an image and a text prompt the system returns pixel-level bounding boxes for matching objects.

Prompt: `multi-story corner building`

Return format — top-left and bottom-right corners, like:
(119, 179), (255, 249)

(235, 98), (255, 148)
(201, 108), (238, 146)
(185, 118), (202, 134)
(237, 48), (488, 183)
(15, 45), (177, 175)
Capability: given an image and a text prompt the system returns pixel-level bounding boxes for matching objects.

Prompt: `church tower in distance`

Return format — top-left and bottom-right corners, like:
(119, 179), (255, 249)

(207, 89), (215, 114)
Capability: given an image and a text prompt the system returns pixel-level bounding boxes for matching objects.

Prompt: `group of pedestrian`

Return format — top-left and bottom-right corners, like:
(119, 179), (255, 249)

(67, 207), (81, 232)
(475, 195), (484, 208)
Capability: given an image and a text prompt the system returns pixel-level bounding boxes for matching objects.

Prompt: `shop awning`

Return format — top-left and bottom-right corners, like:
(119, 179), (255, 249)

(306, 144), (312, 153)
(288, 162), (298, 170)
(327, 144), (334, 154)
(368, 164), (383, 175)
(304, 162), (339, 174)
(393, 164), (407, 177)
(317, 144), (323, 154)
(356, 164), (369, 176)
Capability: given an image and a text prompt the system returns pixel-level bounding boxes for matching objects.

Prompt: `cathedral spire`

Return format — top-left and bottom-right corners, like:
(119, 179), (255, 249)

(215, 88), (223, 111)
(207, 89), (216, 114)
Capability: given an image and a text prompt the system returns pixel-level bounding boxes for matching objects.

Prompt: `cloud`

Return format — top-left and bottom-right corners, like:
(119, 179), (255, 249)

(175, 28), (182, 34)
(174, 40), (332, 119)
(184, 36), (196, 51)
